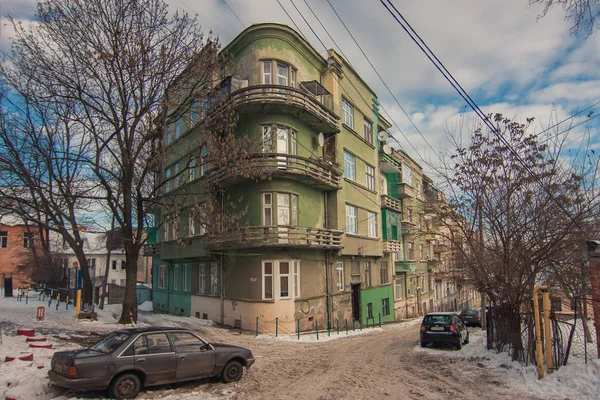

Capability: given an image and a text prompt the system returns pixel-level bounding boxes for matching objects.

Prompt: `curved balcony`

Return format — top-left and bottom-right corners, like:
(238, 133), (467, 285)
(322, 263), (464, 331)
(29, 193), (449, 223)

(205, 225), (344, 250)
(207, 154), (342, 190)
(230, 85), (340, 133)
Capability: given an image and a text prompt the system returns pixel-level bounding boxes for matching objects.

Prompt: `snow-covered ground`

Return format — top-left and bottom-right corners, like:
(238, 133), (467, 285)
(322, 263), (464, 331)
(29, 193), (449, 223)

(0, 292), (598, 399)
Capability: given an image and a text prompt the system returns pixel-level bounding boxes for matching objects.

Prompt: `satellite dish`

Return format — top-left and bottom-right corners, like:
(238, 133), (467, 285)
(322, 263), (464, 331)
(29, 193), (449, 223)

(318, 132), (325, 147)
(378, 131), (389, 142)
(383, 144), (392, 155)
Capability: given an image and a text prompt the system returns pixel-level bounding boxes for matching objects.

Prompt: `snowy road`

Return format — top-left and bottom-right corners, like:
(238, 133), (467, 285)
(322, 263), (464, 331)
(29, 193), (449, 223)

(0, 293), (598, 399)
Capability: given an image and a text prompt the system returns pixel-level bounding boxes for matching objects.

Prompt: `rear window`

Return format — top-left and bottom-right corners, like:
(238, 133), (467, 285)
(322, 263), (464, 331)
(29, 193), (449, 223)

(464, 309), (479, 316)
(92, 332), (131, 354)
(423, 315), (451, 324)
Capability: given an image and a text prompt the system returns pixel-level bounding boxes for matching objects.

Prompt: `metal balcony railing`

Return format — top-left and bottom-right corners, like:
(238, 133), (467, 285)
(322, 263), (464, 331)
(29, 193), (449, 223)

(205, 225), (344, 250)
(230, 85), (340, 133)
(206, 154), (342, 189)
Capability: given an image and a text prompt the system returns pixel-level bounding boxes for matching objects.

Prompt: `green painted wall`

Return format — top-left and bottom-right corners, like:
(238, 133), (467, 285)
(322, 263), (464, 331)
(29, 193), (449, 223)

(152, 260), (192, 316)
(386, 173), (399, 199)
(381, 209), (401, 240)
(360, 285), (394, 325)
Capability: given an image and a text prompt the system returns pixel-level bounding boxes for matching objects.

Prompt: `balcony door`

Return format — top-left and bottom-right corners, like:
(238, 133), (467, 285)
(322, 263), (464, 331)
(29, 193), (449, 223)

(277, 193), (289, 243)
(277, 127), (288, 169)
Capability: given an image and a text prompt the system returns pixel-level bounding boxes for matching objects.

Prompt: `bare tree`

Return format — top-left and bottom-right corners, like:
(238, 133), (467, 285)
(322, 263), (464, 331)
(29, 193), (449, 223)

(3, 0), (221, 323)
(437, 113), (600, 359)
(529, 0), (600, 36)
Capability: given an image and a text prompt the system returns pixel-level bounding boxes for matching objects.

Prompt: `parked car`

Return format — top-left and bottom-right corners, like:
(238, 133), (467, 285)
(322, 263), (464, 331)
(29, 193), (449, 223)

(420, 312), (469, 349)
(48, 327), (255, 399)
(460, 308), (482, 327)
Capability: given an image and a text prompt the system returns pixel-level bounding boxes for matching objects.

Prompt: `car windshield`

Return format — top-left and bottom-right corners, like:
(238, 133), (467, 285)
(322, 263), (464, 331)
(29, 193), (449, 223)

(424, 315), (452, 324)
(91, 332), (131, 354)
(464, 309), (479, 315)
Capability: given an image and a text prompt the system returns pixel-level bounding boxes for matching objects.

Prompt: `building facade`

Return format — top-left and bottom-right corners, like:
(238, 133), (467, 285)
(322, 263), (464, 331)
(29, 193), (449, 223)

(151, 23), (472, 332)
(0, 217), (37, 293)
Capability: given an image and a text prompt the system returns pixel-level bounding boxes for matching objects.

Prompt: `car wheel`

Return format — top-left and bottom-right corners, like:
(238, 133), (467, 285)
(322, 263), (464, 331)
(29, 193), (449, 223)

(455, 338), (462, 350)
(109, 372), (142, 400)
(464, 332), (470, 345)
(222, 360), (243, 383)
(420, 341), (428, 348)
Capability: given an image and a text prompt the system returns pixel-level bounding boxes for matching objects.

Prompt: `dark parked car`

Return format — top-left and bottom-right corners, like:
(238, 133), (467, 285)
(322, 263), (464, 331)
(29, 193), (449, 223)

(420, 312), (469, 349)
(460, 308), (482, 327)
(48, 327), (255, 399)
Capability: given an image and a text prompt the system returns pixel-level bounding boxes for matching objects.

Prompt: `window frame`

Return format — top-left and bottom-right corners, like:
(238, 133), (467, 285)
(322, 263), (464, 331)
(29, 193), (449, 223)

(343, 151), (356, 181)
(367, 211), (377, 238)
(0, 231), (7, 248)
(363, 119), (373, 144)
(336, 262), (345, 291)
(365, 164), (375, 191)
(158, 265), (166, 289)
(382, 298), (390, 316)
(380, 261), (389, 285)
(345, 205), (357, 235)
(198, 263), (206, 294)
(23, 232), (34, 249)
(210, 263), (218, 295)
(395, 279), (404, 299)
(342, 99), (354, 129)
(364, 261), (371, 288)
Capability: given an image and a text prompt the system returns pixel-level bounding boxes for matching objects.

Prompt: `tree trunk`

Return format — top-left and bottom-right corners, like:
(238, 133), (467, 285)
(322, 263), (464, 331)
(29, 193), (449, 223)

(118, 246), (139, 324)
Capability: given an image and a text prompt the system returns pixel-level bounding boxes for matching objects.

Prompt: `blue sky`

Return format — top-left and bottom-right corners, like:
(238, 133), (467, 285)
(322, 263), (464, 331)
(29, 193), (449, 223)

(2, 0), (599, 175)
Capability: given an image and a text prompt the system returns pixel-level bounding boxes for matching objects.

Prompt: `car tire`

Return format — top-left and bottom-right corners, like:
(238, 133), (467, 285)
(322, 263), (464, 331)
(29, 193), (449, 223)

(222, 360), (243, 383)
(464, 332), (470, 345)
(109, 372), (142, 400)
(455, 338), (462, 350)
(420, 341), (428, 348)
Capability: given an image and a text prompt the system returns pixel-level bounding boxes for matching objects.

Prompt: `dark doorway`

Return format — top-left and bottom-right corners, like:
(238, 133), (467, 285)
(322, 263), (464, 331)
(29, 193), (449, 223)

(351, 283), (361, 321)
(4, 277), (14, 297)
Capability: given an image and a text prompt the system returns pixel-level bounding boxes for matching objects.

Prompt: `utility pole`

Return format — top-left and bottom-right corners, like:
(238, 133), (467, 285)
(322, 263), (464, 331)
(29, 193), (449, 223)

(478, 194), (486, 330)
(587, 240), (600, 358)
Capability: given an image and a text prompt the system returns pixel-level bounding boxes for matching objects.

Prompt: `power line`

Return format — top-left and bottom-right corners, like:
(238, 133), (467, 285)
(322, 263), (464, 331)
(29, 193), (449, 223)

(380, 0), (586, 234)
(222, 0), (245, 28)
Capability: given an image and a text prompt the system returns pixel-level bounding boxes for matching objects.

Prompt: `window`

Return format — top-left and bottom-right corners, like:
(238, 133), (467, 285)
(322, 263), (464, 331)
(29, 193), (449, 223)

(262, 192), (298, 227)
(294, 261), (300, 299)
(190, 101), (198, 126)
(199, 146), (208, 176)
(23, 232), (34, 248)
(262, 125), (273, 153)
(419, 244), (424, 260)
(380, 261), (389, 285)
(406, 208), (412, 223)
(336, 262), (344, 291)
(418, 214), (423, 231)
(182, 264), (189, 291)
(174, 264), (179, 290)
(408, 242), (415, 260)
(164, 167), (171, 192)
(146, 333), (172, 354)
(409, 277), (416, 296)
(173, 162), (180, 188)
(367, 303), (373, 319)
(112, 260), (117, 270)
(422, 275), (429, 293)
(158, 265), (166, 289)
(344, 151), (356, 181)
(210, 263), (218, 295)
(189, 214), (196, 237)
(121, 260), (126, 270)
(364, 261), (371, 288)
(402, 164), (413, 186)
(279, 261), (290, 298)
(366, 164), (375, 190)
(263, 193), (272, 225)
(263, 262), (273, 300)
(395, 279), (404, 299)
(382, 298), (390, 316)
(88, 258), (96, 269)
(277, 62), (288, 85)
(351, 261), (361, 283)
(0, 231), (7, 248)
(120, 279), (126, 286)
(364, 119), (373, 144)
(171, 332), (206, 353)
(342, 99), (354, 128)
(175, 119), (181, 140)
(345, 205), (357, 235)
(393, 252), (401, 262)
(367, 211), (377, 238)
(198, 263), (206, 294)
(262, 61), (272, 84)
(189, 155), (197, 182)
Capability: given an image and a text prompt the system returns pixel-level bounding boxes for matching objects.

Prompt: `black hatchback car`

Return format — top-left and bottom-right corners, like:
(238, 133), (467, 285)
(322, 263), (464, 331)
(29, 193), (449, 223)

(460, 308), (482, 327)
(420, 312), (469, 349)
(48, 327), (255, 399)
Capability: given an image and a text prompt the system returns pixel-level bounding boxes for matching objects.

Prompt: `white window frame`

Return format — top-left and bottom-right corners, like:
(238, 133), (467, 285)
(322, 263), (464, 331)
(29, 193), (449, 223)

(173, 264), (179, 291)
(367, 211), (377, 238)
(294, 261), (301, 299)
(346, 205), (357, 235)
(198, 263), (206, 294)
(336, 261), (344, 291)
(419, 244), (424, 260)
(366, 164), (375, 191)
(342, 99), (354, 128)
(210, 263), (218, 295)
(403, 163), (413, 186)
(262, 261), (274, 300)
(261, 260), (300, 300)
(395, 279), (404, 299)
(23, 232), (34, 249)
(158, 265), (166, 289)
(364, 119), (373, 143)
(364, 261), (371, 288)
(263, 193), (272, 226)
(182, 264), (189, 291)
(262, 61), (272, 84)
(380, 261), (389, 285)
(279, 261), (291, 299)
(344, 151), (356, 181)
(394, 251), (401, 262)
(188, 213), (196, 237)
(276, 62), (288, 86)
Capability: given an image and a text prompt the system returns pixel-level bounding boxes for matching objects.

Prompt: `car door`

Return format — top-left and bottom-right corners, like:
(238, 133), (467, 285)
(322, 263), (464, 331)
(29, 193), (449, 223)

(170, 331), (216, 381)
(134, 333), (177, 385)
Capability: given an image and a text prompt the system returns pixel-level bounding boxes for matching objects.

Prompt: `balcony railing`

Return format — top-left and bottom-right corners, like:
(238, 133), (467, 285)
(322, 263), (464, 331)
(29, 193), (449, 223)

(383, 240), (402, 253)
(205, 225), (344, 250)
(395, 261), (417, 274)
(401, 220), (416, 233)
(398, 183), (415, 199)
(381, 195), (402, 212)
(143, 243), (162, 257)
(206, 154), (342, 190)
(230, 85), (340, 133)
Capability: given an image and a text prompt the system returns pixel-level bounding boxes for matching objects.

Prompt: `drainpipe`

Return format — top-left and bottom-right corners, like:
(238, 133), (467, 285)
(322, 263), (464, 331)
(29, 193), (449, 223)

(324, 191), (331, 323)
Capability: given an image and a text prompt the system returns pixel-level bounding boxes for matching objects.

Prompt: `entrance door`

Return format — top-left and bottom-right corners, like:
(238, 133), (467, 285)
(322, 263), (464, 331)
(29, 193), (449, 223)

(351, 283), (361, 321)
(277, 193), (289, 243)
(276, 127), (288, 169)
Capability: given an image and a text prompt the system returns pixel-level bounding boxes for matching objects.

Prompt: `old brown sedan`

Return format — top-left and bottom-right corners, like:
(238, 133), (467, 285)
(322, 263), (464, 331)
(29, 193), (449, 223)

(48, 326), (255, 399)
